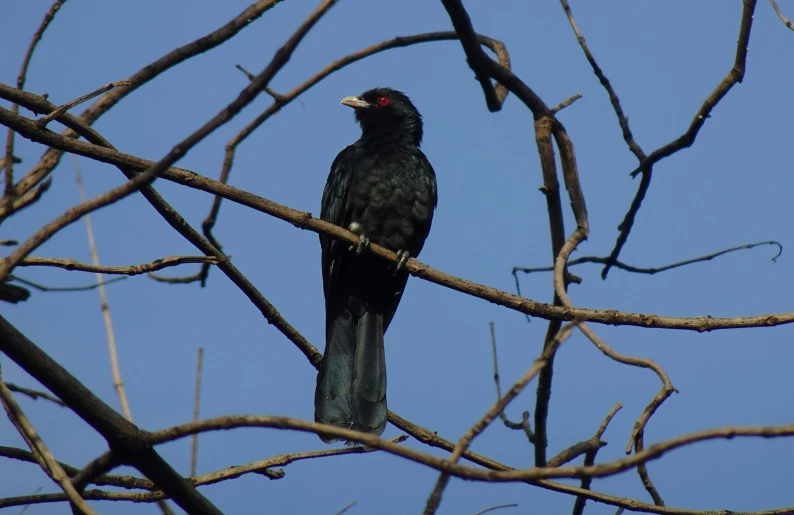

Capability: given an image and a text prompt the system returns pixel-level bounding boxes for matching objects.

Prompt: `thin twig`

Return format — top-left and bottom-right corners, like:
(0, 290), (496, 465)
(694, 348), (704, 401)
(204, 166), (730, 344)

(16, 486), (43, 515)
(602, 0), (757, 279)
(4, 0), (68, 194)
(0, 178), (52, 222)
(559, 0), (644, 161)
(513, 240), (782, 276)
(473, 504), (518, 515)
(572, 403), (623, 515)
(0, 378), (96, 514)
(37, 80), (131, 127)
(190, 347), (204, 478)
(769, 0), (794, 30)
(148, 271), (204, 284)
(424, 323), (578, 514)
(10, 0), (285, 201)
(75, 155), (132, 421)
(551, 93), (582, 114)
(9, 274), (127, 292)
(6, 382), (66, 407)
(334, 501), (357, 515)
(489, 322), (534, 439)
(20, 255), (219, 276)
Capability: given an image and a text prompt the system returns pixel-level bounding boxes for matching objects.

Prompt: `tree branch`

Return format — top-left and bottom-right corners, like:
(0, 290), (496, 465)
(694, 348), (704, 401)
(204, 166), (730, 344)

(3, 0), (67, 195)
(10, 0), (285, 200)
(19, 255), (219, 276)
(0, 378), (96, 514)
(513, 240), (783, 276)
(0, 314), (224, 514)
(424, 322), (577, 514)
(602, 0), (757, 279)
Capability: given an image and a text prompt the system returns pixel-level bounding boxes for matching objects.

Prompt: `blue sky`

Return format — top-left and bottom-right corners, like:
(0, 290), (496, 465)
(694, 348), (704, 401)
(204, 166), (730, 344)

(2, 0), (794, 513)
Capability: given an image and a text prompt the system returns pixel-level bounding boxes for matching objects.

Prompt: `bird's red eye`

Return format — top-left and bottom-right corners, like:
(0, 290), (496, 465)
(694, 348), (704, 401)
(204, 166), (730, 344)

(377, 96), (389, 106)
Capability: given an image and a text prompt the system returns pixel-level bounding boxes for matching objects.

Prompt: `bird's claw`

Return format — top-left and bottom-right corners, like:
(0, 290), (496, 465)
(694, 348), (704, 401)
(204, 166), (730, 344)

(394, 250), (410, 275)
(348, 234), (370, 256)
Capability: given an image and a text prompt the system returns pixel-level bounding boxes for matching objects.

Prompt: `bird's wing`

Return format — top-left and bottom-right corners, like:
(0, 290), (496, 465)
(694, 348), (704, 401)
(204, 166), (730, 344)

(320, 145), (355, 311)
(382, 150), (437, 330)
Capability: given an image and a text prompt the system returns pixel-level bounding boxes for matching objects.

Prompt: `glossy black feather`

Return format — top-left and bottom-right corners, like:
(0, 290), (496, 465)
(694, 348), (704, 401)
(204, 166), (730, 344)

(315, 88), (437, 442)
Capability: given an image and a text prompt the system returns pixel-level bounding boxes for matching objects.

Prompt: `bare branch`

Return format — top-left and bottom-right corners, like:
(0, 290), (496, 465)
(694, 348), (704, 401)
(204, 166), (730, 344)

(550, 93), (582, 114)
(0, 314), (224, 514)
(5, 383), (66, 407)
(0, 379), (96, 514)
(148, 271), (204, 284)
(602, 0), (757, 279)
(37, 80), (131, 127)
(559, 0), (644, 160)
(334, 501), (357, 515)
(3, 0), (67, 194)
(769, 0), (794, 30)
(10, 274), (127, 292)
(74, 154), (133, 421)
(146, 414), (794, 485)
(190, 347), (204, 478)
(513, 240), (783, 276)
(438, 0), (509, 111)
(489, 322), (533, 439)
(473, 504), (518, 515)
(0, 177), (52, 222)
(19, 255), (219, 276)
(424, 323), (578, 514)
(11, 0), (285, 199)
(571, 403), (623, 515)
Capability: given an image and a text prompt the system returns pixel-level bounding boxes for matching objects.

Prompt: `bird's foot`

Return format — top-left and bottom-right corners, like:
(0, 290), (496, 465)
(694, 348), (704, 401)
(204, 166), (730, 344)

(348, 234), (371, 256)
(393, 250), (410, 275)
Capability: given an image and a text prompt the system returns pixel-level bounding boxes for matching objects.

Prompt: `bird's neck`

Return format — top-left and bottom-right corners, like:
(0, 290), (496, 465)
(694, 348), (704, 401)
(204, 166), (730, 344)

(359, 126), (421, 148)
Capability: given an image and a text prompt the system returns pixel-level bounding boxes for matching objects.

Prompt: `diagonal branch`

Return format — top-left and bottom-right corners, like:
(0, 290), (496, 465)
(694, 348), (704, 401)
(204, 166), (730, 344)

(6, 382), (66, 407)
(0, 378), (96, 514)
(1, 314), (223, 512)
(559, 0), (645, 161)
(36, 80), (130, 127)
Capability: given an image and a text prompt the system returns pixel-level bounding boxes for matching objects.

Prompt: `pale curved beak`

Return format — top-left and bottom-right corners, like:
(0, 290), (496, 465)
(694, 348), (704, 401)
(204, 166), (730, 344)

(340, 96), (370, 109)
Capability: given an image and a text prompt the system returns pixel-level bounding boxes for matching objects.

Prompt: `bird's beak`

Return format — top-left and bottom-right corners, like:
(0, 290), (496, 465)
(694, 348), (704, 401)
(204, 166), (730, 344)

(340, 96), (370, 109)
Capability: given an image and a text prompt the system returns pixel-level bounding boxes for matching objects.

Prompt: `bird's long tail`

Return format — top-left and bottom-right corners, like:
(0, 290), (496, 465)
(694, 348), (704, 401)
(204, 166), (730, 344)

(314, 310), (387, 442)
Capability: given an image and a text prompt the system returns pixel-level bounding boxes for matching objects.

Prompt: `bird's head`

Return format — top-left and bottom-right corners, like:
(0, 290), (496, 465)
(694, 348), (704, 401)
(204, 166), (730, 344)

(340, 87), (423, 146)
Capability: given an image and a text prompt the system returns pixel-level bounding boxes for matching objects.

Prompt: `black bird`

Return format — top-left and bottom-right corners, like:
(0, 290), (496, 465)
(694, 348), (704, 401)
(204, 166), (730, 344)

(315, 88), (437, 442)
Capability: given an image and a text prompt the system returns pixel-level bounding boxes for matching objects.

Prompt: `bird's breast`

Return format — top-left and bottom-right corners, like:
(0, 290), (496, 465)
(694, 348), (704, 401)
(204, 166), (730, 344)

(349, 156), (435, 253)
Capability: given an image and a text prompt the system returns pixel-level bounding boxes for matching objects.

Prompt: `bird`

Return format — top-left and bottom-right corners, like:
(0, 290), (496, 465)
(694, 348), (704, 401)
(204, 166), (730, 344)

(314, 87), (437, 442)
